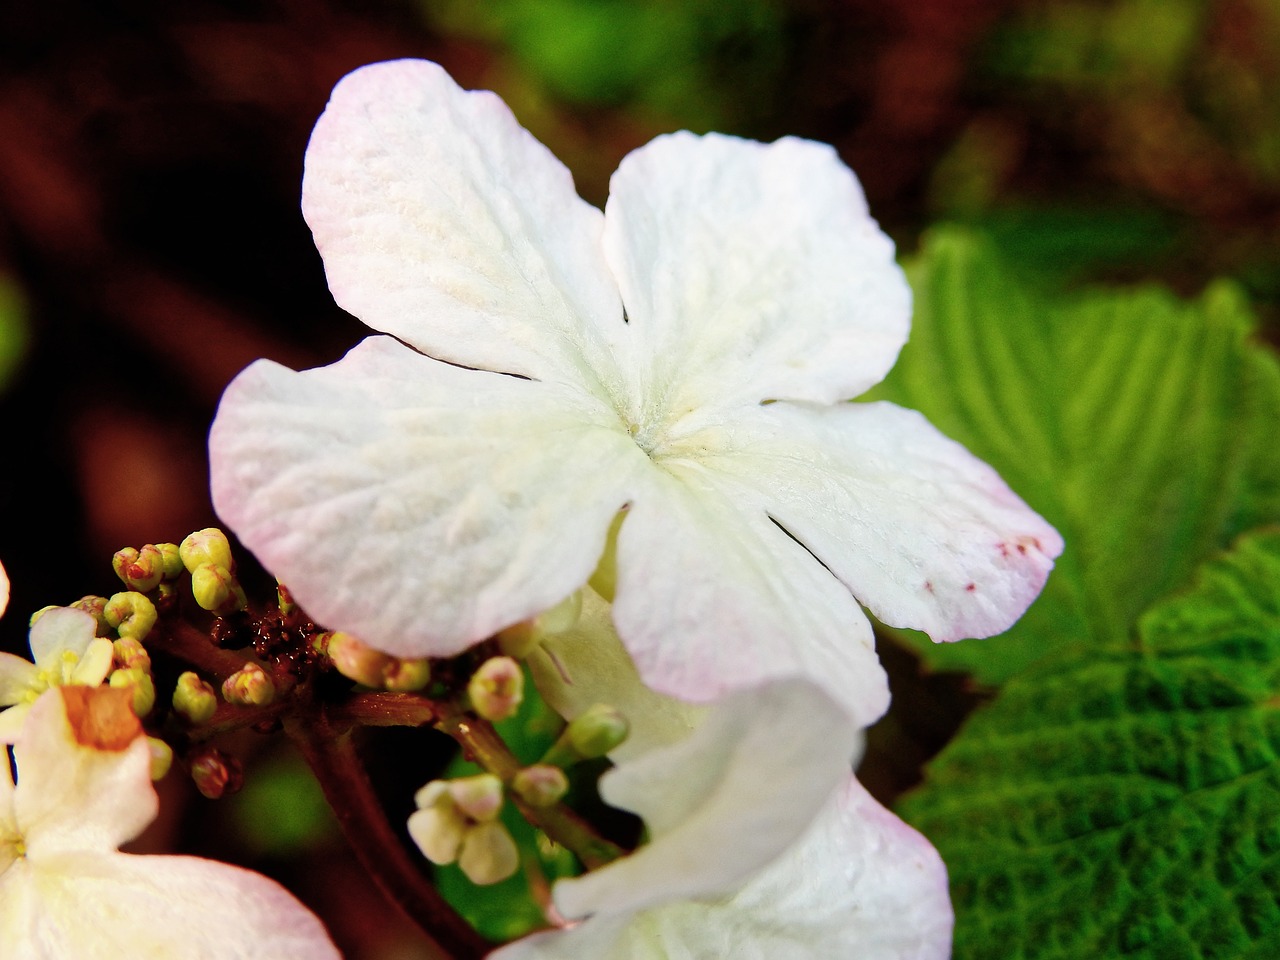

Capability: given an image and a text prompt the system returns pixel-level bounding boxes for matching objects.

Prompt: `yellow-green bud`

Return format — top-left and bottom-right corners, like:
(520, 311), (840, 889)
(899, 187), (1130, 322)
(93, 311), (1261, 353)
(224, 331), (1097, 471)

(146, 737), (173, 780)
(512, 764), (569, 807)
(276, 581), (297, 616)
(172, 671), (218, 724)
(384, 657), (431, 692)
(109, 667), (156, 717)
(467, 656), (523, 722)
(103, 591), (158, 641)
(543, 704), (630, 767)
(112, 544), (165, 592)
(179, 528), (234, 574)
(155, 542), (184, 580)
(190, 563), (246, 615)
(325, 631), (392, 687)
(458, 820), (519, 886)
(70, 595), (111, 634)
(112, 636), (151, 672)
(221, 663), (275, 707)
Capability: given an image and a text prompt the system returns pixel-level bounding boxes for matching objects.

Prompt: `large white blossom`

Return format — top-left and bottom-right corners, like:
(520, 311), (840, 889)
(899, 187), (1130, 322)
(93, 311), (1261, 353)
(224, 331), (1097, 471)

(0, 686), (341, 959)
(0, 607), (114, 743)
(209, 58), (1061, 726)
(491, 594), (951, 959)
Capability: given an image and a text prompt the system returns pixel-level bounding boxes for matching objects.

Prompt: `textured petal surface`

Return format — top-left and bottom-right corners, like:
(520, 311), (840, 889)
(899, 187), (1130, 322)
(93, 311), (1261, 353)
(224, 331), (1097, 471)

(5, 852), (340, 960)
(693, 400), (1063, 643)
(603, 132), (909, 420)
(552, 679), (858, 919)
(612, 467), (890, 727)
(27, 608), (97, 666)
(493, 777), (952, 960)
(303, 59), (628, 394)
(528, 586), (706, 763)
(210, 336), (648, 656)
(14, 690), (155, 856)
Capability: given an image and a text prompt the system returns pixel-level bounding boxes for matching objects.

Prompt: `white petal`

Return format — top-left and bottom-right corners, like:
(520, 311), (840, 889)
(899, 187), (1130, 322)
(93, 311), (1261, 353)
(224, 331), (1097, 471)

(552, 679), (859, 920)
(528, 586), (707, 764)
(604, 132), (909, 419)
(27, 608), (97, 666)
(13, 689), (156, 856)
(210, 336), (649, 657)
(0, 558), (8, 618)
(0, 653), (39, 706)
(69, 638), (114, 687)
(0, 703), (32, 744)
(11, 850), (340, 959)
(303, 59), (628, 394)
(612, 468), (890, 728)
(495, 778), (951, 960)
(694, 401), (1063, 643)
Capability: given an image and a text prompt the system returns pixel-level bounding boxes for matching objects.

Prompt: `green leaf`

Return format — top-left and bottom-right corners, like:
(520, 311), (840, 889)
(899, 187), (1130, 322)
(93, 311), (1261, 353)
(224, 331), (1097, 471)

(900, 527), (1280, 959)
(868, 228), (1280, 682)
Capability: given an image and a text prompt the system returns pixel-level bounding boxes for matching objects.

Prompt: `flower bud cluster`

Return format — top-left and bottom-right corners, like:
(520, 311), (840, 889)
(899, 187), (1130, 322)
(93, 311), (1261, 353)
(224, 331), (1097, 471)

(180, 528), (246, 615)
(407, 774), (519, 885)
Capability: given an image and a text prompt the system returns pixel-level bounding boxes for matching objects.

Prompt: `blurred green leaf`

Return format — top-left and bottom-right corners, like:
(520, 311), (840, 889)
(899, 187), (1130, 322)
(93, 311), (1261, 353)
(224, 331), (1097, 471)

(226, 747), (339, 857)
(0, 278), (29, 393)
(901, 527), (1280, 959)
(867, 228), (1280, 682)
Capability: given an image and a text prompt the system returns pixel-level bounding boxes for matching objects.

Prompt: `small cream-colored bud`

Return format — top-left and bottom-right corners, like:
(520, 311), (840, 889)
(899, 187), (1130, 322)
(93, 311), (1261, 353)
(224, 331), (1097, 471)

(512, 764), (569, 807)
(221, 663), (275, 707)
(468, 656), (524, 722)
(146, 736), (173, 780)
(458, 820), (519, 885)
(103, 592), (158, 641)
(179, 528), (234, 574)
(172, 671), (218, 724)
(110, 667), (156, 717)
(383, 657), (432, 692)
(407, 785), (468, 865)
(325, 631), (393, 687)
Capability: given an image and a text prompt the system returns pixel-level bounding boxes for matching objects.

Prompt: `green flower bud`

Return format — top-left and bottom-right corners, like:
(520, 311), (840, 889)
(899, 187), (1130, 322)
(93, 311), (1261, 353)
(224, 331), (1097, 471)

(190, 563), (246, 615)
(383, 657), (431, 692)
(172, 671), (218, 724)
(458, 820), (519, 886)
(221, 663), (275, 707)
(103, 592), (158, 641)
(70, 595), (111, 634)
(109, 666), (156, 717)
(179, 528), (234, 574)
(512, 764), (569, 807)
(112, 544), (165, 592)
(146, 736), (173, 780)
(467, 656), (524, 722)
(154, 542), (184, 580)
(276, 581), (297, 616)
(112, 636), (151, 672)
(542, 704), (630, 767)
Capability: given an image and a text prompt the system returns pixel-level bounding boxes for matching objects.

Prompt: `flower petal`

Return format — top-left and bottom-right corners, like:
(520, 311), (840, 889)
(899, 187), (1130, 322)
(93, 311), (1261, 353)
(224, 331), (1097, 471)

(210, 336), (648, 656)
(695, 400), (1063, 644)
(9, 850), (339, 959)
(13, 689), (155, 856)
(611, 468), (890, 728)
(603, 132), (909, 417)
(0, 558), (8, 618)
(552, 678), (859, 920)
(527, 586), (707, 764)
(0, 653), (39, 706)
(27, 608), (97, 666)
(493, 777), (952, 960)
(303, 59), (628, 393)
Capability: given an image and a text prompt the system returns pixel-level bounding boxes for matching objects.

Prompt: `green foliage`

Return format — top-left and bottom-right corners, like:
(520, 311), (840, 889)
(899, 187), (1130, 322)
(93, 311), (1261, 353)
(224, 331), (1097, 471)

(901, 528), (1280, 959)
(225, 747), (339, 857)
(867, 228), (1280, 683)
(0, 278), (29, 393)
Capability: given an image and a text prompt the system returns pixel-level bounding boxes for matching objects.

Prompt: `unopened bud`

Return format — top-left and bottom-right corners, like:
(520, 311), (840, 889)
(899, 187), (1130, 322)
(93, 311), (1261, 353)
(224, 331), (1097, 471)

(112, 544), (165, 592)
(458, 820), (519, 885)
(103, 592), (157, 641)
(147, 736), (173, 780)
(190, 563), (245, 615)
(109, 667), (156, 717)
(70, 595), (111, 634)
(276, 581), (296, 616)
(325, 631), (392, 687)
(384, 657), (431, 692)
(448, 773), (505, 822)
(468, 656), (524, 722)
(512, 764), (569, 807)
(112, 636), (151, 671)
(179, 528), (234, 574)
(189, 747), (243, 799)
(173, 671), (218, 724)
(543, 704), (629, 767)
(221, 663), (275, 707)
(408, 781), (468, 864)
(154, 542), (184, 580)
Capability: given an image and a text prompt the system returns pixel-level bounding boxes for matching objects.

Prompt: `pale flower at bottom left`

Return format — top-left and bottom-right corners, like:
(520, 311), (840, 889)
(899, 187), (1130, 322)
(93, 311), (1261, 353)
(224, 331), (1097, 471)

(0, 685), (341, 960)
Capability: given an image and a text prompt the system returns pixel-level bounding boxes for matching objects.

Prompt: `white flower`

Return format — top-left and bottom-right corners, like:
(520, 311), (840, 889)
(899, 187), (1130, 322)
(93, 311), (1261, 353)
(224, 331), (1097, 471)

(0, 558), (9, 618)
(493, 596), (950, 958)
(209, 58), (1061, 725)
(0, 607), (114, 743)
(0, 686), (341, 959)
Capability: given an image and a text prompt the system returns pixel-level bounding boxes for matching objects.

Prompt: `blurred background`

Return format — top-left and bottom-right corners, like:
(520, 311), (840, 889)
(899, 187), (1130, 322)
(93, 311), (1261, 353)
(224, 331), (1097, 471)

(0, 1), (1277, 956)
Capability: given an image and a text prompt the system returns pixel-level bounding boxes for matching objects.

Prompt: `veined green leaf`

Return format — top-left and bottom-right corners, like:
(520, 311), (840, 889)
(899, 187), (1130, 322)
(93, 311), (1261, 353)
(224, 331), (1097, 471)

(868, 228), (1280, 682)
(901, 528), (1280, 959)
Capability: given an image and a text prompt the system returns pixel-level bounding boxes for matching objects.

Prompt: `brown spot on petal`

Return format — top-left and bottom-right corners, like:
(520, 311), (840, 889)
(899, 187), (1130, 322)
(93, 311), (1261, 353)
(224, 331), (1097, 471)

(965, 583), (977, 592)
(60, 686), (141, 752)
(924, 580), (934, 593)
